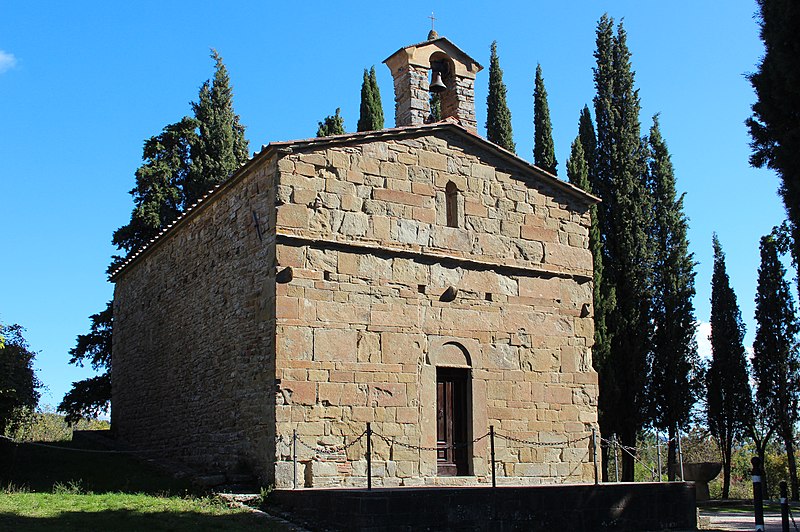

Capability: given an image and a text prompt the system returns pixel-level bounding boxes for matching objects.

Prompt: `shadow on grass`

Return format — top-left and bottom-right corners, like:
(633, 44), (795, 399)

(0, 509), (281, 532)
(0, 438), (193, 495)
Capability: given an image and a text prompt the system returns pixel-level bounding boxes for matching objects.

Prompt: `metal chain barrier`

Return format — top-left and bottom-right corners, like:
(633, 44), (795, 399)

(373, 430), (490, 452)
(600, 436), (658, 479)
(292, 430), (367, 455)
(496, 431), (590, 447)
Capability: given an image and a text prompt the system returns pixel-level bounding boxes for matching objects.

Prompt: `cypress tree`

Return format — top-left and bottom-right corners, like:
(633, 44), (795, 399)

(707, 234), (754, 499)
(357, 66), (384, 132)
(186, 49), (249, 206)
(317, 108), (345, 137)
(578, 105), (598, 186)
(569, 112), (612, 482)
(753, 232), (800, 500)
(646, 115), (700, 479)
(747, 0), (800, 296)
(533, 64), (557, 174)
(592, 15), (653, 481)
(429, 93), (442, 122)
(486, 41), (515, 153)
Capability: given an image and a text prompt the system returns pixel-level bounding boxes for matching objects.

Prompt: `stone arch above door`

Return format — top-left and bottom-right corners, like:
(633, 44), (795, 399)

(426, 337), (482, 368)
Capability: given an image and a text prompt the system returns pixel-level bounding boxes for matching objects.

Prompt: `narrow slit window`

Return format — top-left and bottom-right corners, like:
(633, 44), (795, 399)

(445, 181), (459, 228)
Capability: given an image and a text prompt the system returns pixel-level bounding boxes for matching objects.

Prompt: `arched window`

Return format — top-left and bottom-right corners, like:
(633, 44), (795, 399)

(445, 181), (459, 228)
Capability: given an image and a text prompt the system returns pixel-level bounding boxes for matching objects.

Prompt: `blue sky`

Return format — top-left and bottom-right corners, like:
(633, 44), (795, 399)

(0, 1), (783, 409)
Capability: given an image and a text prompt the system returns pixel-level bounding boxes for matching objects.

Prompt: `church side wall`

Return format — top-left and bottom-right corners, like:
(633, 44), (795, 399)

(273, 134), (598, 487)
(112, 155), (278, 483)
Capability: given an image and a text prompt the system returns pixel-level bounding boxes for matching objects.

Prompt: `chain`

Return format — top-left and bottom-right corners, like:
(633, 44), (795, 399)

(789, 502), (799, 532)
(599, 436), (657, 478)
(373, 431), (489, 452)
(496, 431), (590, 447)
(292, 430), (367, 455)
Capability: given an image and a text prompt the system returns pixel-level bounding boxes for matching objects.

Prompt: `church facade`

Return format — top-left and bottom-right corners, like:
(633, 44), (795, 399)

(111, 35), (599, 488)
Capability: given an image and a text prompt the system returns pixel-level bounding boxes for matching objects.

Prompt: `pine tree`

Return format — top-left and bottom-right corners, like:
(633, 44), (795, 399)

(486, 41), (515, 153)
(57, 302), (113, 423)
(111, 117), (197, 267)
(186, 49), (249, 206)
(753, 232), (800, 499)
(533, 64), (557, 174)
(63, 51), (249, 423)
(707, 234), (754, 499)
(357, 66), (384, 132)
(747, 0), (800, 295)
(592, 15), (653, 481)
(646, 115), (700, 479)
(317, 108), (345, 137)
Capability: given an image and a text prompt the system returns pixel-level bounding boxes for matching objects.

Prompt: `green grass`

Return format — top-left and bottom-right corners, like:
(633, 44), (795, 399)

(0, 492), (280, 531)
(0, 436), (291, 531)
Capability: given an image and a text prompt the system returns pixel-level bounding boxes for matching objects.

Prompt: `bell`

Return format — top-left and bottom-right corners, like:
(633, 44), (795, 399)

(429, 70), (447, 93)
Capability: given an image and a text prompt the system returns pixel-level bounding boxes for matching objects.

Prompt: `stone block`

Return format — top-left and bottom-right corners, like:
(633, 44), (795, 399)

(282, 381), (316, 405)
(314, 329), (357, 362)
(276, 204), (309, 229)
(368, 383), (407, 407)
(419, 150), (447, 171)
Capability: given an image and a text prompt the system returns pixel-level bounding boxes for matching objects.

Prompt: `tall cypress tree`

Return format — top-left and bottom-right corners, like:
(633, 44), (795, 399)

(357, 66), (384, 132)
(646, 115), (699, 479)
(753, 232), (800, 500)
(186, 49), (249, 206)
(533, 64), (557, 174)
(747, 0), (800, 296)
(707, 234), (754, 499)
(486, 41), (515, 153)
(317, 108), (345, 137)
(592, 15), (653, 481)
(578, 105), (597, 183)
(570, 110), (612, 481)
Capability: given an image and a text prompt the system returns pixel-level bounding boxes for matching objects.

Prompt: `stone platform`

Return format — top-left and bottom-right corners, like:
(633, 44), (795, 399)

(269, 482), (697, 531)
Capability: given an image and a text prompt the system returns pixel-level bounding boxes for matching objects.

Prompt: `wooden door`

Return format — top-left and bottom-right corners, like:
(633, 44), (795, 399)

(436, 367), (469, 476)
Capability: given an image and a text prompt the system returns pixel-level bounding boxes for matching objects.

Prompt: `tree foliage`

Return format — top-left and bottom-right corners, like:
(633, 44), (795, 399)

(317, 108), (346, 137)
(646, 115), (700, 479)
(0, 322), (42, 434)
(752, 231), (800, 499)
(533, 64), (557, 174)
(63, 51), (249, 424)
(747, 0), (800, 294)
(185, 50), (249, 206)
(357, 66), (384, 132)
(592, 14), (653, 481)
(486, 41), (515, 153)
(707, 234), (754, 499)
(429, 93), (442, 122)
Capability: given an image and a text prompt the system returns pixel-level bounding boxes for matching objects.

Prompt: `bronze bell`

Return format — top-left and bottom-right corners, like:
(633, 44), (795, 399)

(429, 70), (447, 93)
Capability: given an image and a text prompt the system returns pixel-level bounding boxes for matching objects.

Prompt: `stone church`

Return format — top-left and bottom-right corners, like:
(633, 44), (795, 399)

(110, 33), (600, 488)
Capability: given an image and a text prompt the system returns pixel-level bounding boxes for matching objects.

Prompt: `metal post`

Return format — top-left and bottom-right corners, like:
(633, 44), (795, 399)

(366, 422), (372, 491)
(752, 456), (765, 532)
(292, 429), (298, 490)
(780, 480), (790, 532)
(676, 424), (685, 482)
(592, 428), (599, 485)
(613, 433), (619, 482)
(656, 431), (662, 482)
(490, 425), (496, 488)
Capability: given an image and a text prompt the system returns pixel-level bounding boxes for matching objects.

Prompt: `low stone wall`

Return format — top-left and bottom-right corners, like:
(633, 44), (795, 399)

(269, 483), (697, 531)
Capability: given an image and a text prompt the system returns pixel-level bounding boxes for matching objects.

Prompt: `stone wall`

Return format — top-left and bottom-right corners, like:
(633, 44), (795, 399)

(272, 130), (598, 487)
(112, 155), (278, 484)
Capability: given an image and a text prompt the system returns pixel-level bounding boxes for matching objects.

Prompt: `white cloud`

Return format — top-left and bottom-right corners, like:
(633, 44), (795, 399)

(696, 321), (712, 361)
(0, 50), (18, 74)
